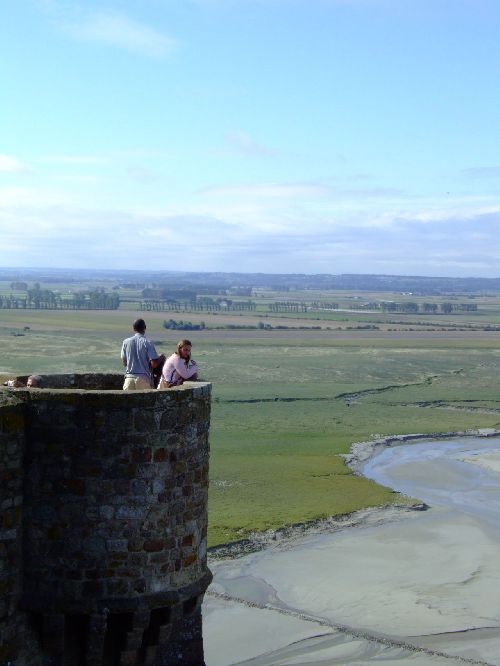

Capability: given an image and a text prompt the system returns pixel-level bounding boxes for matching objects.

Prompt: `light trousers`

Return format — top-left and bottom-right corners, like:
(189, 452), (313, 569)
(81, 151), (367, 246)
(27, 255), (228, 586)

(123, 375), (152, 390)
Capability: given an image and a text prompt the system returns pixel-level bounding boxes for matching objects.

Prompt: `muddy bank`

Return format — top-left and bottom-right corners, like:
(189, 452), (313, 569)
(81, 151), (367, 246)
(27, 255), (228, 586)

(208, 503), (426, 561)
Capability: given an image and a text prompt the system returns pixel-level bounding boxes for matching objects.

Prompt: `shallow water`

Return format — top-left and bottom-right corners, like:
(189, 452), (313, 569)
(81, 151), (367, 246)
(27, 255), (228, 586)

(363, 437), (500, 530)
(203, 436), (500, 666)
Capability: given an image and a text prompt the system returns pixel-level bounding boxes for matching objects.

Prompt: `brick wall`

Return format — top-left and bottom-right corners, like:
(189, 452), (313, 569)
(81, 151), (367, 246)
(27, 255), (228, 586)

(0, 377), (212, 665)
(0, 393), (39, 665)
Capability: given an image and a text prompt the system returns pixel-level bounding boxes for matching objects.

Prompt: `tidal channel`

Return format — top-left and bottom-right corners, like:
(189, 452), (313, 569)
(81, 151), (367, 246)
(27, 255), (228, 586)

(203, 435), (500, 665)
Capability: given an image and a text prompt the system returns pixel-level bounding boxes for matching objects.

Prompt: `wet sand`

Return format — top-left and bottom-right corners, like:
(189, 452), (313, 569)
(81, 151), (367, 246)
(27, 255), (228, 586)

(203, 433), (500, 665)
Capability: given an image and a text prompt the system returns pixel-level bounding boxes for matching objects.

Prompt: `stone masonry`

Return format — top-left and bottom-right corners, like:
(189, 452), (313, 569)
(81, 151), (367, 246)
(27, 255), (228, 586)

(0, 374), (212, 666)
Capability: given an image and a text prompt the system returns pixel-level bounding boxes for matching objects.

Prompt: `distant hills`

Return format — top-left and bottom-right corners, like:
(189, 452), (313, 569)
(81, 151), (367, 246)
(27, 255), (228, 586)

(1, 268), (500, 295)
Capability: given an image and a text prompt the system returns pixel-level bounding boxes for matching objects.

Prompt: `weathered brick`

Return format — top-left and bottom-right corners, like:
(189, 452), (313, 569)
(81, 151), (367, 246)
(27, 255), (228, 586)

(127, 538), (143, 552)
(107, 539), (128, 552)
(1, 377), (211, 665)
(143, 540), (165, 553)
(0, 410), (25, 434)
(153, 447), (168, 462)
(82, 580), (104, 597)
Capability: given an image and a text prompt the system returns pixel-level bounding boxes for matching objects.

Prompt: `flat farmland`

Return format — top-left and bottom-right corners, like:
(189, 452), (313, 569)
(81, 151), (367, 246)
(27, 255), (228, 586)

(2, 307), (500, 546)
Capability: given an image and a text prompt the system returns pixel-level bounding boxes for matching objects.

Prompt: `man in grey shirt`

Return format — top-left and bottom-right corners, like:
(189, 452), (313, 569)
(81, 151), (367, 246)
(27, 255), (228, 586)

(121, 319), (164, 390)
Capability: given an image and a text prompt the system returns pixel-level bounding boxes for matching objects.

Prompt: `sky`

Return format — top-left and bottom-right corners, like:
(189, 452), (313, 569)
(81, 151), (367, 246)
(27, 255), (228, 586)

(1, 0), (500, 277)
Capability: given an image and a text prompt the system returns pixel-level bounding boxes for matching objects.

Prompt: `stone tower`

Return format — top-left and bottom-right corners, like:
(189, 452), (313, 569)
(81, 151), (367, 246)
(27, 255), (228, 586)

(0, 374), (211, 666)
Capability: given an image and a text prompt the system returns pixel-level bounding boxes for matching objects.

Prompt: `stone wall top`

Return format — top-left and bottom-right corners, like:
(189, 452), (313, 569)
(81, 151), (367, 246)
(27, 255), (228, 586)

(2, 373), (210, 394)
(0, 373), (213, 665)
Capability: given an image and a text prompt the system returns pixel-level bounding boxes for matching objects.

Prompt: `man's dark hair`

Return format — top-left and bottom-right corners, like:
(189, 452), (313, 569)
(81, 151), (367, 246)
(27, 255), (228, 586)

(133, 318), (146, 333)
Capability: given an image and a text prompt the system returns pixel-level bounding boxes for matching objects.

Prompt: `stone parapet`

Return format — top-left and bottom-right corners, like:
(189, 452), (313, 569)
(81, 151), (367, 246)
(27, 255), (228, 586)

(0, 375), (212, 665)
(0, 393), (30, 665)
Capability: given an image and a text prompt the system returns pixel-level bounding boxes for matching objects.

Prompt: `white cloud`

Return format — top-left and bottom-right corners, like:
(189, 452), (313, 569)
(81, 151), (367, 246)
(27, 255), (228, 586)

(200, 182), (333, 199)
(402, 202), (500, 224)
(461, 166), (500, 179)
(63, 12), (177, 58)
(1, 176), (499, 275)
(188, 0), (383, 7)
(0, 186), (70, 207)
(0, 154), (30, 173)
(126, 166), (159, 183)
(199, 179), (405, 205)
(39, 155), (110, 166)
(225, 131), (277, 157)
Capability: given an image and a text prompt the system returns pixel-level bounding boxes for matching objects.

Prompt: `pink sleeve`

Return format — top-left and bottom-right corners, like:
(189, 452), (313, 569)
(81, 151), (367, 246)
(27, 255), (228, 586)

(161, 356), (174, 381)
(171, 355), (198, 379)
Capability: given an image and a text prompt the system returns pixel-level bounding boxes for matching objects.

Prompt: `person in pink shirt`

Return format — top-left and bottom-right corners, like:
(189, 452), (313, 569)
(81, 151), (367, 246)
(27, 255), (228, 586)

(158, 339), (199, 389)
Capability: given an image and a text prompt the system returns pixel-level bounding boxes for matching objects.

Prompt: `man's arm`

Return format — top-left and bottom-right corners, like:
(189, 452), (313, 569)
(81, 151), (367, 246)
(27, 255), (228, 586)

(146, 339), (164, 368)
(121, 341), (128, 367)
(150, 354), (165, 369)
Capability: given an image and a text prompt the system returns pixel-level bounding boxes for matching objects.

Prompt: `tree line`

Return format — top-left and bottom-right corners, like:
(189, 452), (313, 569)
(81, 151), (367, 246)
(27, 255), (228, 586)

(163, 319), (206, 331)
(0, 288), (120, 310)
(378, 302), (478, 313)
(142, 298), (257, 312)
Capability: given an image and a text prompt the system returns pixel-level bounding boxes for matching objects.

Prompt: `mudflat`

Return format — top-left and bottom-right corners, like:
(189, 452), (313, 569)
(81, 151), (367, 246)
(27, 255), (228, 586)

(204, 436), (500, 665)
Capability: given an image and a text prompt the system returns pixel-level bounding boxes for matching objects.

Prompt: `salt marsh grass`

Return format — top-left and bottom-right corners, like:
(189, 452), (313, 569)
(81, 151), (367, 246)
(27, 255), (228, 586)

(2, 308), (500, 545)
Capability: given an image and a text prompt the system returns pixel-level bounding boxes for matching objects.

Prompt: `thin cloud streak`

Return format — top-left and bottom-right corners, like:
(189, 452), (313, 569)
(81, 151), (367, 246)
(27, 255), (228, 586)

(61, 12), (178, 58)
(0, 187), (71, 207)
(199, 182), (334, 199)
(226, 131), (277, 157)
(461, 166), (500, 179)
(38, 155), (110, 166)
(0, 154), (31, 173)
(199, 181), (405, 202)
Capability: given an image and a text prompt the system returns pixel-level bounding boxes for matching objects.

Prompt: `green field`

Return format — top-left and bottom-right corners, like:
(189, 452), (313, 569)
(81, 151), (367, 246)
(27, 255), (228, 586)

(2, 303), (500, 547)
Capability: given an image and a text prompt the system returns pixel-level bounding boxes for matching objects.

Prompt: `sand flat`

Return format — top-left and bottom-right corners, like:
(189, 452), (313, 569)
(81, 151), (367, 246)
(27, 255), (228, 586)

(204, 436), (500, 665)
(460, 450), (500, 474)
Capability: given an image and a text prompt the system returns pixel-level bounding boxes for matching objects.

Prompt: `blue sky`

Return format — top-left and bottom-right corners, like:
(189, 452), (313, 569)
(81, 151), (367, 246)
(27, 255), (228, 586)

(1, 0), (500, 276)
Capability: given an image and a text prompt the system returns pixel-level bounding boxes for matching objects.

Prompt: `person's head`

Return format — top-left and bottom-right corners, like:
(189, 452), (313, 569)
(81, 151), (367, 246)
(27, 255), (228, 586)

(133, 318), (146, 334)
(176, 339), (192, 360)
(27, 375), (43, 388)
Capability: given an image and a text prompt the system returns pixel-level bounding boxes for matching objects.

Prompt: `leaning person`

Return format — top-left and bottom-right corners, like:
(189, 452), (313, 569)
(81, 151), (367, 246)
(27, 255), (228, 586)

(121, 318), (164, 390)
(3, 374), (43, 388)
(3, 378), (25, 388)
(158, 339), (198, 389)
(27, 374), (43, 388)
